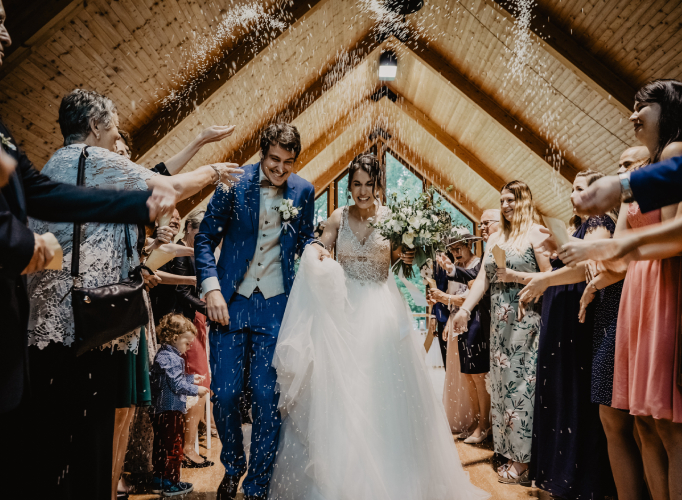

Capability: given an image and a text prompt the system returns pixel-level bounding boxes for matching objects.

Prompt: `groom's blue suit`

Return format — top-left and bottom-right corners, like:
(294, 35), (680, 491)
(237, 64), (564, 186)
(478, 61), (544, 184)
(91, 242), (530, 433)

(194, 162), (315, 497)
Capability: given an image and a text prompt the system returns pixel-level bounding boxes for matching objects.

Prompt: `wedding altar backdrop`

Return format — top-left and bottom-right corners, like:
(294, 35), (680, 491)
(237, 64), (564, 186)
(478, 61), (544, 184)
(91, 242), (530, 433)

(3, 0), (676, 227)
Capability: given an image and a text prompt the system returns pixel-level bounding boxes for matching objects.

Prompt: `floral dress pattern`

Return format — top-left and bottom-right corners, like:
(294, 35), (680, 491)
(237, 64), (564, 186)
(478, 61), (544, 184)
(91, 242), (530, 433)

(485, 244), (541, 463)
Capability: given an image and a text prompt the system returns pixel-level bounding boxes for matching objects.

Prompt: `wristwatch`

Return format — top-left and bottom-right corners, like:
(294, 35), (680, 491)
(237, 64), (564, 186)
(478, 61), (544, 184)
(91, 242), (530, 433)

(618, 172), (635, 203)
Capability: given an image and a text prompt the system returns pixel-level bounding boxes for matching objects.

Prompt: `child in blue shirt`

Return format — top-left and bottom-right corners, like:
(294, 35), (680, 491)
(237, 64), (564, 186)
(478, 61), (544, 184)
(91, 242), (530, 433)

(150, 314), (208, 496)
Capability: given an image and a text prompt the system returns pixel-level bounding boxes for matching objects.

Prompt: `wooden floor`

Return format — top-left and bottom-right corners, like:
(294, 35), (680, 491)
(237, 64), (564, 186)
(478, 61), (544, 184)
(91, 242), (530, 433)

(129, 432), (545, 500)
(130, 363), (548, 500)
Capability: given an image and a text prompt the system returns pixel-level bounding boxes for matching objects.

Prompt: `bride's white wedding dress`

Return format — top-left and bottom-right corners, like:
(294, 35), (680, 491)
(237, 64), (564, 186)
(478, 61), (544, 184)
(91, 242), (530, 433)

(269, 207), (489, 500)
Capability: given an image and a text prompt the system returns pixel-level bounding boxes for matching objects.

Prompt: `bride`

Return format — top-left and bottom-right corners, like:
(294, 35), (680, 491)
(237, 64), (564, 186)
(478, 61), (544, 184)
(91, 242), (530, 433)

(268, 154), (489, 500)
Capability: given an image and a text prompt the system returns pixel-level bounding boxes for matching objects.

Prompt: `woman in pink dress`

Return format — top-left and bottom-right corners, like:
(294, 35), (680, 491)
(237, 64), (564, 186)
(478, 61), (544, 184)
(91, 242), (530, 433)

(612, 79), (682, 500)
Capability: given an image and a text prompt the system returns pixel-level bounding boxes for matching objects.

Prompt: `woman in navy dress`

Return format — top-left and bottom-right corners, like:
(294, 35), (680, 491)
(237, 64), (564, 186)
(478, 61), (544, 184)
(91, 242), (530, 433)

(518, 170), (616, 499)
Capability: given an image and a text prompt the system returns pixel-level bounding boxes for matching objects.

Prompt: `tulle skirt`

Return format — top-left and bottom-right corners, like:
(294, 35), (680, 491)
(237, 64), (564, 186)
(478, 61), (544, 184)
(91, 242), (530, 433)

(269, 250), (489, 500)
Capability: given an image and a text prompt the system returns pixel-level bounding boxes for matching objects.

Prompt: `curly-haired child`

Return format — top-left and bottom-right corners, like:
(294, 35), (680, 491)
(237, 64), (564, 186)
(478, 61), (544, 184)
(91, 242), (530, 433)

(150, 314), (209, 496)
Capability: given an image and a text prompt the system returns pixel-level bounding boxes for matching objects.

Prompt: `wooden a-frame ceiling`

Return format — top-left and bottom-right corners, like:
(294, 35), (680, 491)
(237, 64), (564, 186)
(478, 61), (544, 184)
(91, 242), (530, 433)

(3, 0), (681, 221)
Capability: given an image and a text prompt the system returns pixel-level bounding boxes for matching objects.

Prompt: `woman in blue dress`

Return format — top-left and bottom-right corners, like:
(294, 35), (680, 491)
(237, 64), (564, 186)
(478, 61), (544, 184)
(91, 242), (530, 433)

(518, 170), (616, 499)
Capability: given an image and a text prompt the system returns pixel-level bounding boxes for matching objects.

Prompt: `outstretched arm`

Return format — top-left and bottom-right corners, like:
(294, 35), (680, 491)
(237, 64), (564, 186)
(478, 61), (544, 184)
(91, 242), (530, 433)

(162, 126), (236, 175)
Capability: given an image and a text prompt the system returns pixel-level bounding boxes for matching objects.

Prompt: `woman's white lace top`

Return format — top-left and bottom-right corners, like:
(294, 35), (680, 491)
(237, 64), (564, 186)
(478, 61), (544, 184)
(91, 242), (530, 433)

(27, 145), (156, 351)
(336, 206), (391, 283)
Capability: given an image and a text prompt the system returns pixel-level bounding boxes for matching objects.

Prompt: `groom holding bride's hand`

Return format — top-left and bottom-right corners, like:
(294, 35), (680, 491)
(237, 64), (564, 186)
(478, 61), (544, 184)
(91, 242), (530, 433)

(195, 123), (328, 500)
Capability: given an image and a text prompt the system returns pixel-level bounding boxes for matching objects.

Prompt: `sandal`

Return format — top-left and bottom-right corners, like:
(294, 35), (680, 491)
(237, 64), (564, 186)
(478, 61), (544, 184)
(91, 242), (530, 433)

(498, 464), (531, 486)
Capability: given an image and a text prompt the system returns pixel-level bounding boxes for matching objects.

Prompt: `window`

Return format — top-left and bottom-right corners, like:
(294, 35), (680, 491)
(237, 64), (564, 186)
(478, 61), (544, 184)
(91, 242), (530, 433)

(385, 152), (422, 201)
(433, 191), (474, 234)
(336, 172), (354, 207)
(314, 190), (328, 225)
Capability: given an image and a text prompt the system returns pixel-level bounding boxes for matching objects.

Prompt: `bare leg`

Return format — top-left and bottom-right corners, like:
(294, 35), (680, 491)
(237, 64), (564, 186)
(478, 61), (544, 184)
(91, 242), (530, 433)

(471, 373), (490, 436)
(600, 406), (644, 500)
(655, 418), (682, 499)
(462, 373), (480, 433)
(635, 416), (669, 500)
(184, 395), (207, 463)
(112, 407), (136, 500)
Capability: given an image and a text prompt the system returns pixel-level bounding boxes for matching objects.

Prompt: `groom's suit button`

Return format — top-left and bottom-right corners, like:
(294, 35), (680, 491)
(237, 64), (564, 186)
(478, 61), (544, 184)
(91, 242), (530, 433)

(265, 221), (269, 224)
(257, 278), (260, 281)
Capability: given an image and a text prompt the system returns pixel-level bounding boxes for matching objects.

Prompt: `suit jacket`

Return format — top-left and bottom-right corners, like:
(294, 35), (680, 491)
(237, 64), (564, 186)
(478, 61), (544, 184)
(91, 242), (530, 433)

(195, 162), (315, 303)
(0, 119), (152, 413)
(630, 155), (682, 213)
(150, 241), (206, 323)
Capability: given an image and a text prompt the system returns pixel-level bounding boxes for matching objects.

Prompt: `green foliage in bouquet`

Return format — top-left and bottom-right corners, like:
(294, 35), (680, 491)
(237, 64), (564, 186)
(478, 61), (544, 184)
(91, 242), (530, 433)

(371, 188), (452, 278)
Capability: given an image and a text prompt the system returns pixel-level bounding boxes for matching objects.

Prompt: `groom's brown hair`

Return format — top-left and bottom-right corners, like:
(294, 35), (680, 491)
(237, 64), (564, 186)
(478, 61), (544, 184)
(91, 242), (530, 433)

(260, 123), (301, 161)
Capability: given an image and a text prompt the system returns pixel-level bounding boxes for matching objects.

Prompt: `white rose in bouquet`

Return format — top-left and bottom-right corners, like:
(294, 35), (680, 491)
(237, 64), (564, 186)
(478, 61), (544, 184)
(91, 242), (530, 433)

(402, 232), (415, 248)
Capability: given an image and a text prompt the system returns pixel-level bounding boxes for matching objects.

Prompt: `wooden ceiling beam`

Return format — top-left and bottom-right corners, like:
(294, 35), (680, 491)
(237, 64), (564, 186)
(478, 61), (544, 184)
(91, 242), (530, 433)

(382, 91), (507, 190)
(488, 0), (636, 116)
(312, 138), (375, 195)
(132, 0), (324, 161)
(405, 41), (581, 183)
(176, 33), (380, 216)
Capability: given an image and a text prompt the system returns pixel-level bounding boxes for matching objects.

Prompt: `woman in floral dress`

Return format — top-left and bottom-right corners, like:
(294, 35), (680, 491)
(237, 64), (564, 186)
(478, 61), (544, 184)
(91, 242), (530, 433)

(452, 180), (551, 485)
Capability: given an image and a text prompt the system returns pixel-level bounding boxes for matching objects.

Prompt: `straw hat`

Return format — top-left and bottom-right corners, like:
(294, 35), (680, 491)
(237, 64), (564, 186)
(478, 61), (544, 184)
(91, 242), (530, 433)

(444, 227), (482, 248)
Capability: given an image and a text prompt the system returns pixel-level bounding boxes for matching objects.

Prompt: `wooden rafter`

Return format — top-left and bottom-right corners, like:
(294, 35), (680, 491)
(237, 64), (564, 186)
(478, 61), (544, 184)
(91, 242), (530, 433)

(176, 32), (380, 216)
(488, 0), (636, 116)
(403, 40), (581, 183)
(131, 0), (324, 161)
(312, 138), (374, 195)
(381, 92), (507, 190)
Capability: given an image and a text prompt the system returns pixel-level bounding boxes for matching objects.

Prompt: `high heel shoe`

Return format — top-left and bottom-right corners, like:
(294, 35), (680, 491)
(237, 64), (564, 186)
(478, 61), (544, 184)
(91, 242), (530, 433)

(463, 427), (490, 444)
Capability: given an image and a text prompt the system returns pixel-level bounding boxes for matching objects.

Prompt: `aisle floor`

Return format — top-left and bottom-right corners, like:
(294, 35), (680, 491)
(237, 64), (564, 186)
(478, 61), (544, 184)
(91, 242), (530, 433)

(130, 365), (547, 500)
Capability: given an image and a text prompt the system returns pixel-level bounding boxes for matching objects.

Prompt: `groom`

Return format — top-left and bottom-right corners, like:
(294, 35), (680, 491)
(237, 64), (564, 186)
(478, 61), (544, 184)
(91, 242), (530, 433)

(195, 123), (328, 500)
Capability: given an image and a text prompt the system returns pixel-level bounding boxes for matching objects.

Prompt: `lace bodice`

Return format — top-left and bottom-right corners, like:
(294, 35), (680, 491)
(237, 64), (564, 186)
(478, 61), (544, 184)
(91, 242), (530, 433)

(27, 145), (156, 351)
(336, 206), (391, 283)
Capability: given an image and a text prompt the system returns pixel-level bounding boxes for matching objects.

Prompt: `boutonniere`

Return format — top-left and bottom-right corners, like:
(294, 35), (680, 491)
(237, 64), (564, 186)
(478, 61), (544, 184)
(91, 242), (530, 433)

(0, 133), (16, 152)
(273, 198), (301, 234)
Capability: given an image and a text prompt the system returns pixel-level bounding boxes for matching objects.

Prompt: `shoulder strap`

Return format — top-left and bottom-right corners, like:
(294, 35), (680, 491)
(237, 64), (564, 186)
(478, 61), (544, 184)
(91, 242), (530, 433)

(71, 147), (89, 278)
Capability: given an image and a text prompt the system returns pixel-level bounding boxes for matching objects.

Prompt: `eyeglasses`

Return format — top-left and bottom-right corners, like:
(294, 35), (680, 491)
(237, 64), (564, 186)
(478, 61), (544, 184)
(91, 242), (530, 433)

(477, 220), (499, 229)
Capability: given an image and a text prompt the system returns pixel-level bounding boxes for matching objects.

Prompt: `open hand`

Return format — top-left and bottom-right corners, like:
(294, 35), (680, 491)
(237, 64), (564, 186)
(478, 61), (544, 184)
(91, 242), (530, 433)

(147, 182), (177, 223)
(206, 289), (229, 326)
(198, 125), (236, 145)
(212, 163), (244, 186)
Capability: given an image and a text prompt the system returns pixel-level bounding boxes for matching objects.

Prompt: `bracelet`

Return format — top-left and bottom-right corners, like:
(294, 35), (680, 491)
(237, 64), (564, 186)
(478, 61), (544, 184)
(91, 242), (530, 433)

(209, 164), (222, 186)
(311, 239), (326, 250)
(460, 306), (472, 318)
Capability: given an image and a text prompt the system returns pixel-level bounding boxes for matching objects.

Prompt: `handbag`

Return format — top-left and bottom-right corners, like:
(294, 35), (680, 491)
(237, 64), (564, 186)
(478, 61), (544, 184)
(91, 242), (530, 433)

(69, 147), (151, 356)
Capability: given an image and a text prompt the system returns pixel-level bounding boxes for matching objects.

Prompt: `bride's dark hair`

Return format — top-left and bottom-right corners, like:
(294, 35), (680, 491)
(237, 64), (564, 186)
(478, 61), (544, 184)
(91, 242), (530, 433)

(347, 153), (386, 200)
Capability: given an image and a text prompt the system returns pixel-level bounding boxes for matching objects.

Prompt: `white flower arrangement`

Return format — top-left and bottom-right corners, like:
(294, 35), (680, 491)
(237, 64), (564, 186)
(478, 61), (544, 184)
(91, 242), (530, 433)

(274, 198), (301, 234)
(0, 133), (16, 152)
(370, 188), (452, 278)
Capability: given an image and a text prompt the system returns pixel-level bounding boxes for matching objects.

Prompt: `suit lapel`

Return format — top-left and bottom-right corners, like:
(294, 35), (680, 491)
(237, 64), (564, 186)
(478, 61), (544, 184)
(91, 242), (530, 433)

(246, 163), (261, 232)
(281, 179), (298, 247)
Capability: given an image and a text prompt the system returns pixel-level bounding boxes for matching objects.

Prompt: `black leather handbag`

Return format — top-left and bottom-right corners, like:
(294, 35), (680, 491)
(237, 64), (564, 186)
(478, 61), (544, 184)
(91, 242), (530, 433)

(70, 147), (151, 356)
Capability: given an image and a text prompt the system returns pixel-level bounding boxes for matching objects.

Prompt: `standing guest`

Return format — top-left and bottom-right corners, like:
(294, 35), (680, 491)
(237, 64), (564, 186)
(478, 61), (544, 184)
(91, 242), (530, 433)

(609, 80), (682, 500)
(26, 88), (242, 500)
(150, 314), (209, 496)
(519, 170), (616, 500)
(195, 123), (323, 500)
(617, 146), (649, 174)
(451, 180), (551, 485)
(0, 14), (177, 500)
(430, 233), (491, 444)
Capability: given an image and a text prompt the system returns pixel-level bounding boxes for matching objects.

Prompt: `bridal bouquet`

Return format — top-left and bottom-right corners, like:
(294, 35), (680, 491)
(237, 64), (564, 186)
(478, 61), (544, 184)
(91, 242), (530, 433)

(371, 188), (452, 278)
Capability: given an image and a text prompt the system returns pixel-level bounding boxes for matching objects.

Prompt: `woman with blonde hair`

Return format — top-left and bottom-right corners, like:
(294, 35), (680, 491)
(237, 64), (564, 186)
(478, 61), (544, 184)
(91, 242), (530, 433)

(451, 180), (551, 485)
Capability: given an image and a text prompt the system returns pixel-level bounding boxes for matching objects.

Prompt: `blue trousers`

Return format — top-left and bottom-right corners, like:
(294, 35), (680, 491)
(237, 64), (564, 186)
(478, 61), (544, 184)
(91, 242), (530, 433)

(210, 292), (286, 498)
